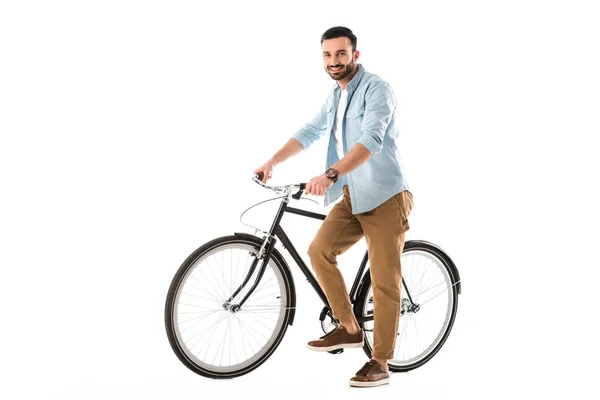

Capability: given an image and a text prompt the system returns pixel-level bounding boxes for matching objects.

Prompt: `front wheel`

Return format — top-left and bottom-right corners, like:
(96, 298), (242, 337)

(354, 241), (460, 372)
(164, 235), (294, 378)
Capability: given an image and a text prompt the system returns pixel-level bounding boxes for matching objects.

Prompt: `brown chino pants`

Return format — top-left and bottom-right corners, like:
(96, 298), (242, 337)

(307, 185), (413, 360)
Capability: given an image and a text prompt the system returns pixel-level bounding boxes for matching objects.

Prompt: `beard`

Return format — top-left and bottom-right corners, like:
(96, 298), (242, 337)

(325, 59), (355, 81)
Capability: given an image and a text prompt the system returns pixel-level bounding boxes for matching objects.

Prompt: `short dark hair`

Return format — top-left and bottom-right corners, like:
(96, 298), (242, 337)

(321, 26), (357, 51)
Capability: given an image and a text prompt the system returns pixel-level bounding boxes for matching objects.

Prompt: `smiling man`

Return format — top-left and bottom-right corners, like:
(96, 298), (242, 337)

(254, 26), (413, 388)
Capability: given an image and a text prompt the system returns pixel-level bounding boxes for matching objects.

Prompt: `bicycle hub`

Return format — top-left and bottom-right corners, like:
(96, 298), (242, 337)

(222, 302), (241, 313)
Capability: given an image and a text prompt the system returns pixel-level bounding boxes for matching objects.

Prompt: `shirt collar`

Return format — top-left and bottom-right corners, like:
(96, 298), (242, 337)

(337, 63), (365, 94)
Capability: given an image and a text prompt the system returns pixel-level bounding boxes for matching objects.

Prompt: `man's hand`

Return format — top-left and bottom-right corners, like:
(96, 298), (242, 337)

(305, 174), (334, 196)
(253, 162), (274, 183)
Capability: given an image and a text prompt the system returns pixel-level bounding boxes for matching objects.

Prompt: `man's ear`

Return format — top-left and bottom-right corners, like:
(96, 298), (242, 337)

(353, 50), (360, 61)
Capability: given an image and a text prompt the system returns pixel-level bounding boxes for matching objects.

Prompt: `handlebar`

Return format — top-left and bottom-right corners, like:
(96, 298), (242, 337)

(253, 173), (306, 200)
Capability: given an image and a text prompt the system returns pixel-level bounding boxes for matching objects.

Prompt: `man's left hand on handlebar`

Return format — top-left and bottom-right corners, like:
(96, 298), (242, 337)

(305, 174), (334, 196)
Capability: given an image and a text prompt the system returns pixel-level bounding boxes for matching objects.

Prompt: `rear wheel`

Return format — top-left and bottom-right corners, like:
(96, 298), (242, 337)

(354, 241), (460, 372)
(165, 235), (294, 378)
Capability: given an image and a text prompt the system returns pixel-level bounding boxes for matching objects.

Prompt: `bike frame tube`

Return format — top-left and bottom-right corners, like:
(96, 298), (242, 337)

(286, 210), (375, 308)
(273, 225), (330, 307)
(349, 251), (369, 302)
(235, 199), (333, 309)
(234, 197), (417, 318)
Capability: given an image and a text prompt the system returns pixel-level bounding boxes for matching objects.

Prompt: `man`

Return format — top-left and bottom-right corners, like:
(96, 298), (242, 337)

(253, 26), (413, 388)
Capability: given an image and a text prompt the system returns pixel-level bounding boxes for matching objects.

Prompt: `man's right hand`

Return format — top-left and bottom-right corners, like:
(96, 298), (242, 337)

(253, 162), (274, 183)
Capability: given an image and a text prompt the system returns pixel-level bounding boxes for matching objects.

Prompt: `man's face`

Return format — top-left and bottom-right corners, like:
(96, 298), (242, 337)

(322, 37), (357, 81)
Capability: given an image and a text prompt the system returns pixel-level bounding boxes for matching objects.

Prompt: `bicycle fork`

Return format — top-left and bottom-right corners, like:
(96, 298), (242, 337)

(221, 235), (277, 313)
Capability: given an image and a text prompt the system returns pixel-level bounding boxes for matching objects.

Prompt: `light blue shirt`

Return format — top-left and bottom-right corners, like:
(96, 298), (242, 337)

(292, 64), (410, 214)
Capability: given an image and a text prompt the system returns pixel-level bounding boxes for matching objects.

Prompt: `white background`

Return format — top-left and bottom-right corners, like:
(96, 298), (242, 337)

(1, 0), (599, 398)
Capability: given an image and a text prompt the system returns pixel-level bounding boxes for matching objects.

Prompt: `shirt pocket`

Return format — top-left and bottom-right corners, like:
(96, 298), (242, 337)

(344, 103), (364, 141)
(345, 103), (365, 119)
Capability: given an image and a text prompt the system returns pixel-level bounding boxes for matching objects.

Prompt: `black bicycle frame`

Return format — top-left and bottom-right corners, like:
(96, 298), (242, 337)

(229, 197), (413, 323)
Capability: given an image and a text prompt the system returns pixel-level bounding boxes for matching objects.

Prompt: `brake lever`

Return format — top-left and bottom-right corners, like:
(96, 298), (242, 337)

(291, 183), (306, 200)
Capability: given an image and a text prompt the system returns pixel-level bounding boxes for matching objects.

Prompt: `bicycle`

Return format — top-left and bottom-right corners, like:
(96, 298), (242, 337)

(164, 173), (462, 379)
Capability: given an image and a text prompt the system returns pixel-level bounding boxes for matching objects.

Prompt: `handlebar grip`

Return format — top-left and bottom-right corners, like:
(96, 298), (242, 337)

(255, 172), (264, 181)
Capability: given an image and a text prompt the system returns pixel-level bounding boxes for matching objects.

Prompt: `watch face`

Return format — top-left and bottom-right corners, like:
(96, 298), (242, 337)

(326, 169), (338, 179)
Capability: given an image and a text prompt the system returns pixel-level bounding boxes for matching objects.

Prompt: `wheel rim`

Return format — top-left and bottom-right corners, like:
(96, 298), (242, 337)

(361, 248), (455, 367)
(171, 243), (288, 373)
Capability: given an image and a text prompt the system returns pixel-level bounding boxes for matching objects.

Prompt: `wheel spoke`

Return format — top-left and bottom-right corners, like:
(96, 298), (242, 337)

(193, 265), (224, 303)
(184, 278), (222, 303)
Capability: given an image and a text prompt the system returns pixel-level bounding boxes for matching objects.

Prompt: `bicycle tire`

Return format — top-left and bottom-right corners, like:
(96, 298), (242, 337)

(165, 234), (295, 378)
(353, 240), (460, 372)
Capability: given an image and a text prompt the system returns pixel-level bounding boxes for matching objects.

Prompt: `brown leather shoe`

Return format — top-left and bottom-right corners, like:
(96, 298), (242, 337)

(306, 325), (364, 352)
(349, 359), (390, 387)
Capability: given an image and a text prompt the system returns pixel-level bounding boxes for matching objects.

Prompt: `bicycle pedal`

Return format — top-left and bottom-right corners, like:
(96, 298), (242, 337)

(327, 348), (344, 355)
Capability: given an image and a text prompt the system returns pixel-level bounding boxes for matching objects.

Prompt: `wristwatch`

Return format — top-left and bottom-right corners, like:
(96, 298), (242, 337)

(325, 168), (339, 183)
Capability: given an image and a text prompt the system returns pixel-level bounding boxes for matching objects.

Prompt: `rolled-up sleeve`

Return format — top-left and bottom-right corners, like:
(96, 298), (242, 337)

(292, 101), (329, 149)
(357, 81), (396, 155)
